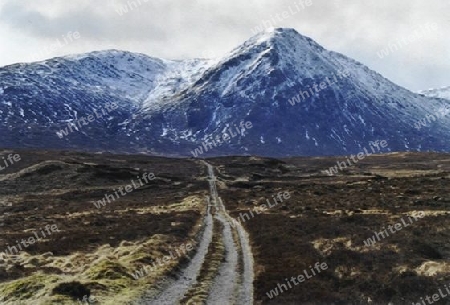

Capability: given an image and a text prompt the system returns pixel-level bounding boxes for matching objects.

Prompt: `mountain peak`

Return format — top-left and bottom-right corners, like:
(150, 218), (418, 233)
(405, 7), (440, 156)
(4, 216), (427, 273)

(250, 27), (301, 43)
(244, 27), (323, 55)
(259, 27), (299, 36)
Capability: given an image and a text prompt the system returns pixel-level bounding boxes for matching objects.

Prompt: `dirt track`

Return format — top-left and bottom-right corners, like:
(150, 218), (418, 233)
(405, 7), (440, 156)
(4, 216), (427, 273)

(142, 161), (254, 304)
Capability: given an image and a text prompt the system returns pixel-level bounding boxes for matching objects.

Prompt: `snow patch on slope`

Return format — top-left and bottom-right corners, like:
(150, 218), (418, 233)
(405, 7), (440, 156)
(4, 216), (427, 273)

(142, 58), (215, 111)
(419, 86), (450, 100)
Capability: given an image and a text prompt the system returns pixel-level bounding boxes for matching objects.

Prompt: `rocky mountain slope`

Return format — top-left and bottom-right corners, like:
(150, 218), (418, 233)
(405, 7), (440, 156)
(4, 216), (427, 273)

(1, 28), (449, 157)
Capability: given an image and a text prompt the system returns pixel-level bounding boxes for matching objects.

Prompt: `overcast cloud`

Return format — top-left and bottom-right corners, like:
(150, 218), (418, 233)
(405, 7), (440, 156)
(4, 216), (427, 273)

(0, 0), (448, 91)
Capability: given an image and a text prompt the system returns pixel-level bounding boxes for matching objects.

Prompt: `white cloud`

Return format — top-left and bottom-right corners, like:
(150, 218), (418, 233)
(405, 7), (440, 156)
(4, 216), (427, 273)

(0, 0), (448, 91)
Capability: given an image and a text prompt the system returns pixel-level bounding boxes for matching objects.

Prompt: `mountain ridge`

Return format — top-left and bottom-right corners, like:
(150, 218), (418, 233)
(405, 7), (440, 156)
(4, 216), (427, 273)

(0, 28), (449, 157)
(419, 86), (450, 100)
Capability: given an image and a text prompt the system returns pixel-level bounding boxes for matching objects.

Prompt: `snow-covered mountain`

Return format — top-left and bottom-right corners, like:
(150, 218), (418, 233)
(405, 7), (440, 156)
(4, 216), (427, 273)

(419, 86), (450, 100)
(1, 28), (449, 157)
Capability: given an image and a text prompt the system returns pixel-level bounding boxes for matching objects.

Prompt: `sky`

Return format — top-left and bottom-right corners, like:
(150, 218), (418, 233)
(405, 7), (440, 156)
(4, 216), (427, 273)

(0, 0), (448, 92)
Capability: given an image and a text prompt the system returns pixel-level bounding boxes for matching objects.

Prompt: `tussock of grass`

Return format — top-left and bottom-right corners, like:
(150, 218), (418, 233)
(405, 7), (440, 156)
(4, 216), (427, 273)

(0, 273), (58, 301)
(415, 261), (450, 276)
(84, 260), (133, 281)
